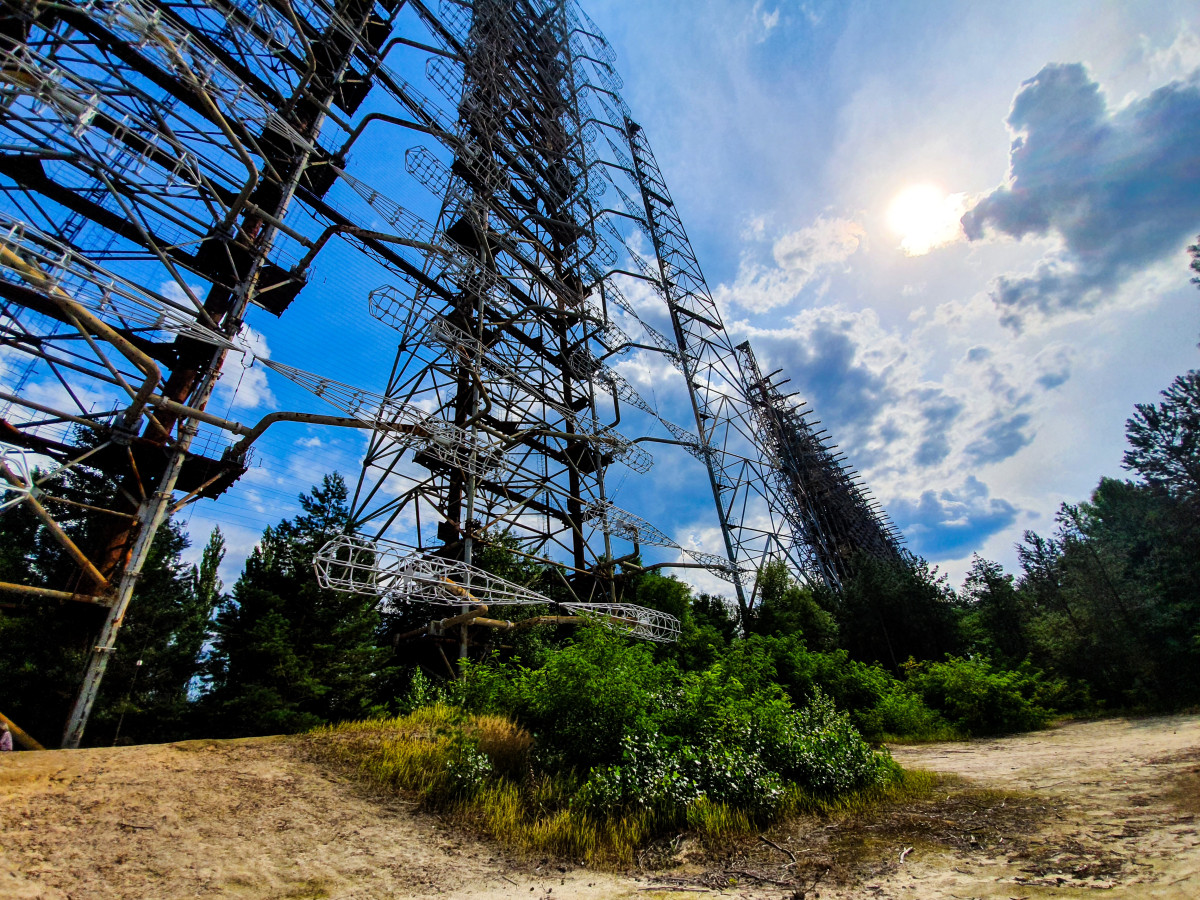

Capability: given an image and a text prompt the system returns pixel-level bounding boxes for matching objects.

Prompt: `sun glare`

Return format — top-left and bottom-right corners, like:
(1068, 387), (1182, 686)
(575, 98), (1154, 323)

(887, 184), (966, 256)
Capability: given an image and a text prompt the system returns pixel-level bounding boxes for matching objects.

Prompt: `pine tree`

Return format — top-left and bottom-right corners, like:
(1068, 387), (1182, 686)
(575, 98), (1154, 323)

(93, 520), (223, 744)
(202, 474), (393, 736)
(1124, 370), (1200, 507)
(748, 559), (839, 650)
(960, 555), (1030, 666)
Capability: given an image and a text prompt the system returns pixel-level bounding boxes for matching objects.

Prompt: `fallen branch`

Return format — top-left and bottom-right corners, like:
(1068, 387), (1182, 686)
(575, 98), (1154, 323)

(638, 887), (712, 893)
(728, 869), (792, 887)
(899, 846), (914, 864)
(758, 834), (797, 863)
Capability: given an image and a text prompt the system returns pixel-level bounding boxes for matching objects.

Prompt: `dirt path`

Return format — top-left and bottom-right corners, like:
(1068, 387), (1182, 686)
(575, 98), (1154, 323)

(1, 716), (1197, 899)
(880, 715), (1200, 899)
(0, 737), (637, 899)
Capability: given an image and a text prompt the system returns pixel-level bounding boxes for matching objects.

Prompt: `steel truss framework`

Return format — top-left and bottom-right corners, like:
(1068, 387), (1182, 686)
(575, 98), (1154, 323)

(0, 0), (903, 746)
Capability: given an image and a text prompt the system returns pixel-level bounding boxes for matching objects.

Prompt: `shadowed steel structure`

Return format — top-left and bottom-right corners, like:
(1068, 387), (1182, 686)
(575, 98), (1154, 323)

(0, 0), (903, 746)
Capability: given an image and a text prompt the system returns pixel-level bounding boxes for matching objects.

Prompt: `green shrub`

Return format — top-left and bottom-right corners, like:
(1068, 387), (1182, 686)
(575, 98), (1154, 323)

(722, 634), (950, 741)
(904, 656), (1053, 735)
(574, 732), (786, 817)
(451, 628), (894, 819)
(311, 632), (915, 866)
(765, 689), (895, 793)
(857, 690), (953, 741)
(452, 627), (670, 771)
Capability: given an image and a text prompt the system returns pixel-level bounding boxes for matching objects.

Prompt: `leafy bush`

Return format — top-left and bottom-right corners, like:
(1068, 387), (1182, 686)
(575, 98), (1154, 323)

(574, 732), (785, 817)
(722, 634), (950, 741)
(451, 627), (669, 771)
(311, 631), (925, 865)
(453, 627), (894, 817)
(903, 656), (1053, 735)
(856, 690), (953, 741)
(766, 689), (894, 793)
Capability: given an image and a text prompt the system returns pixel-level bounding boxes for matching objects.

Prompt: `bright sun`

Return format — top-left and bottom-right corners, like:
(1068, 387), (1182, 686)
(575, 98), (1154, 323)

(887, 184), (966, 256)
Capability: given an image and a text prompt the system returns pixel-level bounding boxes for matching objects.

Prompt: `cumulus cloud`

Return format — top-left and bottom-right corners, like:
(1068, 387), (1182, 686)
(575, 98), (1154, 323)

(717, 216), (865, 313)
(962, 63), (1200, 328)
(738, 301), (1048, 484)
(214, 325), (276, 411)
(913, 389), (964, 467)
(1032, 344), (1073, 390)
(1143, 23), (1200, 83)
(889, 475), (1019, 559)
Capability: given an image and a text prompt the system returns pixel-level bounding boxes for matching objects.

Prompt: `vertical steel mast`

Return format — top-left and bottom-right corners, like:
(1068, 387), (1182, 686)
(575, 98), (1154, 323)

(348, 0), (664, 596)
(622, 118), (905, 601)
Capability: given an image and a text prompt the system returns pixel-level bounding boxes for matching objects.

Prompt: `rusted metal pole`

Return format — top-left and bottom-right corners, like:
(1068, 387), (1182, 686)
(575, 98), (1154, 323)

(0, 710), (46, 751)
(0, 582), (108, 606)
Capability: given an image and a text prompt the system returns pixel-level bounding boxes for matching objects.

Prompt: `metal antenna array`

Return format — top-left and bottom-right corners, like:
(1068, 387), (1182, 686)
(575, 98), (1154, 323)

(616, 117), (906, 602)
(1, 0), (904, 744)
(0, 0), (415, 746)
(733, 342), (904, 588)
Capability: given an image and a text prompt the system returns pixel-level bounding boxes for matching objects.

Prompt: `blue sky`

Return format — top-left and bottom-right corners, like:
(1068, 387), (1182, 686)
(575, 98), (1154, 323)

(176, 0), (1200, 592)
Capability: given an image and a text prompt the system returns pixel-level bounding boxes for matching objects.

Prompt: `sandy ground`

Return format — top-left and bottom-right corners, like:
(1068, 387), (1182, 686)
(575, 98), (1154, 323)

(0, 715), (1197, 899)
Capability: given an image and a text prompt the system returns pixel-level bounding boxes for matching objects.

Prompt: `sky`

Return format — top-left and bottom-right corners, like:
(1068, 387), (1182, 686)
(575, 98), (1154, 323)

(173, 0), (1200, 593)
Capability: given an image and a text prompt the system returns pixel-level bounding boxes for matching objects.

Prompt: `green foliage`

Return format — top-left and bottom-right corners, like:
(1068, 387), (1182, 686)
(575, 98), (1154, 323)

(1011, 478), (1200, 708)
(855, 689), (953, 742)
(960, 555), (1029, 666)
(316, 701), (936, 868)
(749, 560), (839, 650)
(717, 633), (949, 741)
(1125, 369), (1200, 504)
(316, 630), (899, 865)
(452, 626), (668, 770)
(451, 625), (894, 823)
(202, 474), (394, 736)
(833, 554), (961, 670)
(903, 656), (1053, 735)
(574, 731), (786, 817)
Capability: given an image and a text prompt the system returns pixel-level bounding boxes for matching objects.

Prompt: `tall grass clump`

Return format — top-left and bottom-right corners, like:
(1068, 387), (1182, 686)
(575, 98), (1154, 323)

(310, 626), (905, 866)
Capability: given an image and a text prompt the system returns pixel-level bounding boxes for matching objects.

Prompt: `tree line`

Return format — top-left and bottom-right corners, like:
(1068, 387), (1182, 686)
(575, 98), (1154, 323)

(2, 364), (1198, 748)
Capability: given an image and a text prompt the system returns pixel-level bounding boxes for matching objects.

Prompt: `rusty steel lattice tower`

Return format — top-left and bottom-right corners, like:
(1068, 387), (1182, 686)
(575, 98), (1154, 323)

(0, 0), (904, 746)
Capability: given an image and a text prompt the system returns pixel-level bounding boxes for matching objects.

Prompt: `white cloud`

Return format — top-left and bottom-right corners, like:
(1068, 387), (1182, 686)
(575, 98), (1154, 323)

(962, 63), (1200, 329)
(1142, 22), (1200, 83)
(755, 4), (780, 38)
(716, 216), (865, 313)
(158, 278), (204, 311)
(213, 325), (276, 412)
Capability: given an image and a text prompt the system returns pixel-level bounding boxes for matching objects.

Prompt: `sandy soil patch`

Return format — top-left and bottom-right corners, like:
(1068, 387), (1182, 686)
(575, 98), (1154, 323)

(1, 715), (1197, 899)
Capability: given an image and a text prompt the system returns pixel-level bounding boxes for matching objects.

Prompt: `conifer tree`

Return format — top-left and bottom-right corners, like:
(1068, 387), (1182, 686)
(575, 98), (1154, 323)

(202, 474), (392, 736)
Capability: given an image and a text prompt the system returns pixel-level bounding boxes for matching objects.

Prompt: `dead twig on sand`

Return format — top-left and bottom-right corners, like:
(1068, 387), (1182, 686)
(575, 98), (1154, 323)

(759, 834), (797, 863)
(638, 887), (712, 893)
(729, 869), (793, 887)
